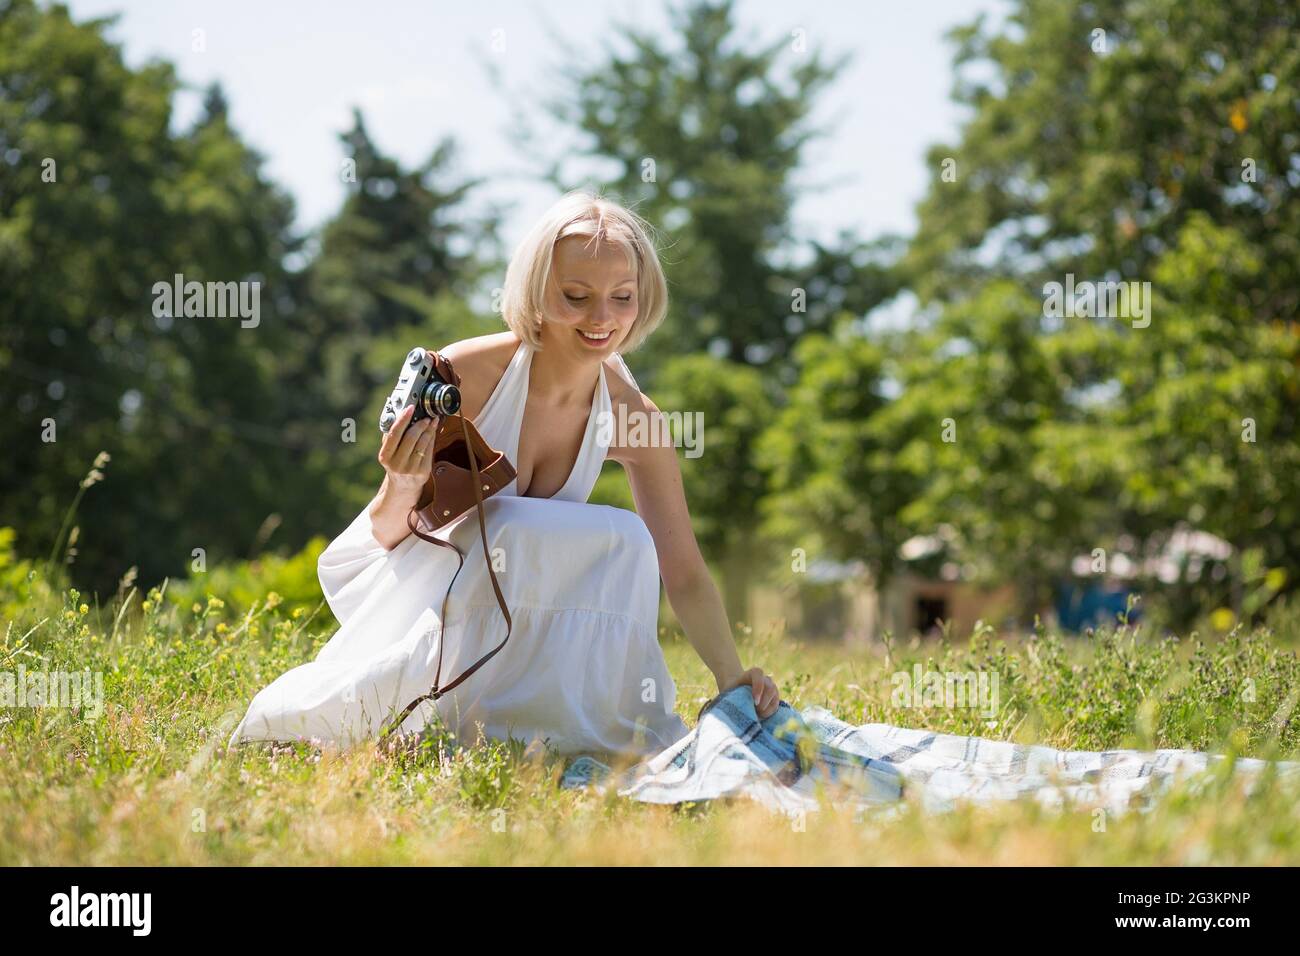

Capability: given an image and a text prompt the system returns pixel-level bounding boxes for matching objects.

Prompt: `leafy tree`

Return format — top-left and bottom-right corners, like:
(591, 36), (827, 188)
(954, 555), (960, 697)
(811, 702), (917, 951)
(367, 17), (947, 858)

(295, 113), (503, 516)
(894, 0), (1300, 617)
(887, 280), (1124, 612)
(0, 2), (504, 592)
(906, 0), (1299, 309)
(0, 1), (311, 591)
(300, 111), (500, 418)
(640, 354), (775, 624)
(525, 0), (898, 376)
(759, 320), (923, 594)
(1108, 215), (1299, 625)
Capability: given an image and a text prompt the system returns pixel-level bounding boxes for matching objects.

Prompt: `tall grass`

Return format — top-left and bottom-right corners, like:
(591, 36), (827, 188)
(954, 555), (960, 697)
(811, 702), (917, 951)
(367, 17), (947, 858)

(1, 469), (1298, 864)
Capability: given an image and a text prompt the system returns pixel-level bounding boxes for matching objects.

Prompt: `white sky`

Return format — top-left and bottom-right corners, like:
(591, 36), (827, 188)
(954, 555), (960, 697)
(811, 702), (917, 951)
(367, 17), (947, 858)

(61, 0), (1007, 252)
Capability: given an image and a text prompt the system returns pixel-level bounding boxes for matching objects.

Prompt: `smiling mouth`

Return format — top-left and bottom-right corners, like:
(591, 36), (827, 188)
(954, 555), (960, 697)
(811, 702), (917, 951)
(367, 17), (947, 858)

(577, 328), (613, 342)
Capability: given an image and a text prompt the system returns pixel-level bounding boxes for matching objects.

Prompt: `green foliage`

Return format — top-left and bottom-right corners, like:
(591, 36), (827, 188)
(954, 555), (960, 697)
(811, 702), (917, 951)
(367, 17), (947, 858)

(1111, 215), (1299, 578)
(0, 527), (49, 629)
(167, 536), (329, 617)
(300, 111), (502, 424)
(813, 0), (1300, 620)
(0, 1), (500, 597)
(877, 207), (1297, 621)
(760, 320), (920, 586)
(652, 353), (776, 620)
(0, 0), (319, 592)
(906, 0), (1299, 306)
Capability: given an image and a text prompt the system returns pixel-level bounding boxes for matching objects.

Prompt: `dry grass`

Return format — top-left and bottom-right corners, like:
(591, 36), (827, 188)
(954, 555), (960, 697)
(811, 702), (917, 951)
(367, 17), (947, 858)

(3, 571), (1300, 865)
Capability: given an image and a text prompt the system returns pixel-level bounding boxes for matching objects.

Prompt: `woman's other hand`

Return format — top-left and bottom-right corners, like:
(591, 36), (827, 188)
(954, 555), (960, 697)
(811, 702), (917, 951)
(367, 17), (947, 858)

(724, 666), (780, 719)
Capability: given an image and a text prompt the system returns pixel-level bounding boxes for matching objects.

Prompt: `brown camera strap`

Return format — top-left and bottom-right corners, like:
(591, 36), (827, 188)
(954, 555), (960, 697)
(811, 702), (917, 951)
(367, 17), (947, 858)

(380, 412), (512, 739)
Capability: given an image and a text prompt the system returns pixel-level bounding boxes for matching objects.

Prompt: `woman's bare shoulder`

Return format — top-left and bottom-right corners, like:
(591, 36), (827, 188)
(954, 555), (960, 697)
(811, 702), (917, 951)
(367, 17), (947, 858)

(603, 357), (649, 412)
(440, 331), (521, 418)
(602, 360), (662, 464)
(441, 331), (519, 371)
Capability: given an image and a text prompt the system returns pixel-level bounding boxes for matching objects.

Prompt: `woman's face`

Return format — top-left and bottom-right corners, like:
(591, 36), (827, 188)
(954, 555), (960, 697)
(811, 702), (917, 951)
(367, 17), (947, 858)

(540, 235), (639, 358)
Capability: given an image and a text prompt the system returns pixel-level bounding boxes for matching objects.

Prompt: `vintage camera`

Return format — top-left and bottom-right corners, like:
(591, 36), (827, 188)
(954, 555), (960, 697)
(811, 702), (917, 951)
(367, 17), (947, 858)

(378, 347), (462, 433)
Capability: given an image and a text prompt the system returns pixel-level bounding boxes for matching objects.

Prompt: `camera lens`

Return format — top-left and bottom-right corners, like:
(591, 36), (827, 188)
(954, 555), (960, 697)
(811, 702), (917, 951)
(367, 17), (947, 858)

(421, 382), (461, 417)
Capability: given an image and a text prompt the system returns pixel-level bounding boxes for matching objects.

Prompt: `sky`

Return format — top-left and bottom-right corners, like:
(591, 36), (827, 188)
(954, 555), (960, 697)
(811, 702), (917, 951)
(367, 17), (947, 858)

(60, 0), (1008, 254)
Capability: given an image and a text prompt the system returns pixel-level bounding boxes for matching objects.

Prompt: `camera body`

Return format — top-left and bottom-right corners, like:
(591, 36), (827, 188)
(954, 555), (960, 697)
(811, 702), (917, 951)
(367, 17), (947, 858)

(379, 347), (462, 433)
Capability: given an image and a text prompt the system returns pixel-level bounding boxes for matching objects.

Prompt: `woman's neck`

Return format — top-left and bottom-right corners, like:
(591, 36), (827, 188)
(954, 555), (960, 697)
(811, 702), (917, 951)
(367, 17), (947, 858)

(528, 339), (602, 406)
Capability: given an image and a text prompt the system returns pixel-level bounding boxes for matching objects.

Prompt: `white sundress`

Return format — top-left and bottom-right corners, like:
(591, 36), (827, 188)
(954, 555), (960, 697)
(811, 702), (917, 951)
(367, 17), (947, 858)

(229, 341), (691, 756)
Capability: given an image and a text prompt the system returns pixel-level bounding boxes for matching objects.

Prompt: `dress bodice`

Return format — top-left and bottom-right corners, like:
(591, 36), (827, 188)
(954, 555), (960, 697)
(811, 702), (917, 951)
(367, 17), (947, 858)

(470, 340), (611, 503)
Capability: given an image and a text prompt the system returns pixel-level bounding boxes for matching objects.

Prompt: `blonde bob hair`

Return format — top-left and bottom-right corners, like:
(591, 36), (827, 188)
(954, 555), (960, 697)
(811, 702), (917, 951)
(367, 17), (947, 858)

(501, 189), (668, 354)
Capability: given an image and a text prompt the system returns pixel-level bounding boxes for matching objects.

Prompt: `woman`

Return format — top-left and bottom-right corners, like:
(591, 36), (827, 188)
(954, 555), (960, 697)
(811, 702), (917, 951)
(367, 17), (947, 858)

(230, 191), (780, 756)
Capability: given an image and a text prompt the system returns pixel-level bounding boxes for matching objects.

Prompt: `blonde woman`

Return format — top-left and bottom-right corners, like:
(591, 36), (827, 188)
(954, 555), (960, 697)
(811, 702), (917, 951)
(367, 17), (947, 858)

(231, 190), (780, 756)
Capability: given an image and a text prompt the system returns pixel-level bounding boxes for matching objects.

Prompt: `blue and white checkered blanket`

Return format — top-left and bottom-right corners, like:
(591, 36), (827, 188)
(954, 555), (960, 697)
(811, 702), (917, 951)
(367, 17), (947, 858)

(561, 686), (1299, 815)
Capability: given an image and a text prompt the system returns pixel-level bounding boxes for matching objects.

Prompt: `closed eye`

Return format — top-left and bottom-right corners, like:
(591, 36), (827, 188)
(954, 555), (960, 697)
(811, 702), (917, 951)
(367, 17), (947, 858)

(565, 293), (633, 302)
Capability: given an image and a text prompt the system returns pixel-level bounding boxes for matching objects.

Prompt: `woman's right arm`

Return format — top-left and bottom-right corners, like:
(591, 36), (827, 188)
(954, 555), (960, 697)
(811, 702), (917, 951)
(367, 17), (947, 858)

(368, 402), (439, 550)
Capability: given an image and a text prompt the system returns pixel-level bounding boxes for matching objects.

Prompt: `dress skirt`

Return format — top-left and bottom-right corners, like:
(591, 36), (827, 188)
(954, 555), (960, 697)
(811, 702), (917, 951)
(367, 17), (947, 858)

(229, 496), (691, 756)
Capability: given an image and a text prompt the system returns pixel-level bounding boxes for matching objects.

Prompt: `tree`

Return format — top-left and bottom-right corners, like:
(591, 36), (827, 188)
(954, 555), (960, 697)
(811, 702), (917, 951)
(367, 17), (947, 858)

(300, 111), (500, 421)
(759, 319), (923, 595)
(1108, 215), (1299, 626)
(293, 112), (503, 517)
(645, 354), (775, 624)
(523, 0), (898, 377)
(895, 0), (1300, 618)
(0, 1), (313, 591)
(0, 2), (507, 593)
(905, 0), (1299, 311)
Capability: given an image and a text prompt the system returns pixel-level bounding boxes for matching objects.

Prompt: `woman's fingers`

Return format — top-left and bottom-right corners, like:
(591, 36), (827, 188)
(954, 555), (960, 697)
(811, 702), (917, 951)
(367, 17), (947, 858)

(721, 667), (779, 718)
(378, 404), (446, 488)
(745, 667), (779, 718)
(391, 417), (433, 474)
(412, 421), (438, 476)
(378, 403), (416, 464)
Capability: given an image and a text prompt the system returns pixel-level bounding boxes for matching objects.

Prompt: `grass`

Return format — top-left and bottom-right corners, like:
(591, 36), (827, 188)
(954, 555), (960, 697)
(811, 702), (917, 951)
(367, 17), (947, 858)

(3, 541), (1300, 865)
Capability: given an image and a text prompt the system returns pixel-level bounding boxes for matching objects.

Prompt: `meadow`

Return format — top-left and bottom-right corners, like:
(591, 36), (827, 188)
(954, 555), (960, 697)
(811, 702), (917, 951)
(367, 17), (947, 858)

(4, 0), (1297, 871)
(3, 522), (1299, 868)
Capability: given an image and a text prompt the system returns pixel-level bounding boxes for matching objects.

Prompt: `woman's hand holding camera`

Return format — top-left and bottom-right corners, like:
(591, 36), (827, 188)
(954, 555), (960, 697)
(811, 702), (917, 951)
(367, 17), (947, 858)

(369, 404), (440, 549)
(377, 403), (440, 492)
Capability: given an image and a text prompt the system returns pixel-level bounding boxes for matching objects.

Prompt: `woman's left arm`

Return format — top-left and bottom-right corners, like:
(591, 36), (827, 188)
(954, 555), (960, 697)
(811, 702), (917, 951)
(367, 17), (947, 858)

(615, 395), (780, 719)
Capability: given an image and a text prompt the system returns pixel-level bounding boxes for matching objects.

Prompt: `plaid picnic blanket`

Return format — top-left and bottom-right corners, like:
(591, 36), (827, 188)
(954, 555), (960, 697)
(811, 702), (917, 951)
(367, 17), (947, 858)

(561, 686), (1300, 815)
